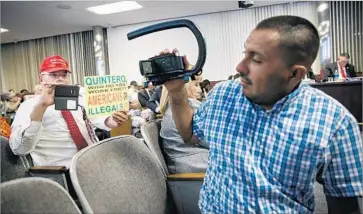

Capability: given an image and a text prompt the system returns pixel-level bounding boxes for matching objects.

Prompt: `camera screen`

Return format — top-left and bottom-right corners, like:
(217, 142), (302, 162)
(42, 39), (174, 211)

(142, 61), (153, 74)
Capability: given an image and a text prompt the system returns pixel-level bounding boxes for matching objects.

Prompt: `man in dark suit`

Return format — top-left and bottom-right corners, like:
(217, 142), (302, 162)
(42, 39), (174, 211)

(138, 82), (154, 108)
(324, 53), (356, 81)
(147, 86), (162, 113)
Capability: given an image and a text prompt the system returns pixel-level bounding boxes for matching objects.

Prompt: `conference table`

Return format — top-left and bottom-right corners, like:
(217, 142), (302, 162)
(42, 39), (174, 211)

(309, 80), (362, 124)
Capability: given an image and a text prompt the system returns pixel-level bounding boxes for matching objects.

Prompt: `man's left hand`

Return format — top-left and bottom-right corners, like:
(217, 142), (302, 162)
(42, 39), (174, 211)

(105, 110), (129, 128)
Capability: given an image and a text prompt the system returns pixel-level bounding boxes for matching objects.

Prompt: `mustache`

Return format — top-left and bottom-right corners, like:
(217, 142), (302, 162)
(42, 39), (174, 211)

(240, 73), (252, 85)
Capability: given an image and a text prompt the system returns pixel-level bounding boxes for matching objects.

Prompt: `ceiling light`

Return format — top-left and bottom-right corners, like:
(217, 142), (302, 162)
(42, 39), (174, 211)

(1, 28), (9, 33)
(57, 4), (72, 10)
(86, 1), (142, 15)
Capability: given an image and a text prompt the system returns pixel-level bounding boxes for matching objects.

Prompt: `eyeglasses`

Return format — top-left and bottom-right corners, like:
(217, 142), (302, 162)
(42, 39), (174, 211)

(41, 72), (70, 79)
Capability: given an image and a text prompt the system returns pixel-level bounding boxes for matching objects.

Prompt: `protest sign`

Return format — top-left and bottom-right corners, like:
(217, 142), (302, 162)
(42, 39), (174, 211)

(84, 75), (129, 118)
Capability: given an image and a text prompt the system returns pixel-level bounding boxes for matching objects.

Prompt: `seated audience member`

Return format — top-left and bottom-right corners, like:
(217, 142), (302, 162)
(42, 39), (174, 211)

(23, 84), (43, 101)
(307, 68), (314, 79)
(0, 115), (11, 139)
(20, 89), (29, 96)
(324, 52), (356, 81)
(128, 80), (142, 110)
(0, 93), (6, 113)
(138, 82), (154, 108)
(200, 79), (211, 99)
(159, 78), (208, 174)
(162, 16), (362, 213)
(9, 55), (128, 168)
(128, 109), (146, 135)
(147, 86), (162, 113)
(2, 92), (21, 115)
(19, 89), (29, 103)
(34, 84), (43, 94)
(137, 82), (157, 121)
(192, 72), (204, 101)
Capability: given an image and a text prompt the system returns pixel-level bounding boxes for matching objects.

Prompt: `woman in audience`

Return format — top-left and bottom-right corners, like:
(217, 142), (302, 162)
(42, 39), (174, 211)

(3, 92), (21, 114)
(159, 77), (209, 174)
(193, 74), (205, 102)
(200, 79), (210, 99)
(0, 92), (21, 124)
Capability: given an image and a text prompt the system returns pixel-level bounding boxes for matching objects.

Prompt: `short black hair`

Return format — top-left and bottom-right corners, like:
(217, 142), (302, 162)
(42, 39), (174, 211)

(256, 15), (320, 68)
(339, 53), (350, 59)
(200, 79), (210, 87)
(20, 89), (28, 94)
(203, 79), (210, 85)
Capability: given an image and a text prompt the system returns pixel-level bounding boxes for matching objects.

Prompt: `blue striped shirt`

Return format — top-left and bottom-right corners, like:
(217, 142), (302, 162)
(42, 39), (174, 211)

(193, 80), (363, 213)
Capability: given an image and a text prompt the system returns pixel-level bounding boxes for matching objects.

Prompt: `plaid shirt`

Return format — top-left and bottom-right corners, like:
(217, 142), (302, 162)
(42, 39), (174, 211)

(193, 80), (363, 213)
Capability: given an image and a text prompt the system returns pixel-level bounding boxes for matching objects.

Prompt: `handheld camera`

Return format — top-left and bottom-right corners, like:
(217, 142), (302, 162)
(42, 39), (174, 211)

(127, 19), (207, 86)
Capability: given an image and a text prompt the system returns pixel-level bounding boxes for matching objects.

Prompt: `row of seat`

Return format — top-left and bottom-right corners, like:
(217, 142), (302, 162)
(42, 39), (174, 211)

(1, 127), (203, 214)
(1, 121), (328, 213)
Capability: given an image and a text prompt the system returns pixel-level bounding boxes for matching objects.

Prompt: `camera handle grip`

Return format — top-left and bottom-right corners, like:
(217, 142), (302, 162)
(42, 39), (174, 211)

(127, 19), (206, 79)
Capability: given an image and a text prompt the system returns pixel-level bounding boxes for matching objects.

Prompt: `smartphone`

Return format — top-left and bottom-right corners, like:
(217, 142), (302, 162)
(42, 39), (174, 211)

(54, 85), (79, 111)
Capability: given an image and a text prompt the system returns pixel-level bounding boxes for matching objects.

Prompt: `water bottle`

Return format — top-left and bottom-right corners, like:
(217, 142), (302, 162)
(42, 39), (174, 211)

(333, 68), (339, 81)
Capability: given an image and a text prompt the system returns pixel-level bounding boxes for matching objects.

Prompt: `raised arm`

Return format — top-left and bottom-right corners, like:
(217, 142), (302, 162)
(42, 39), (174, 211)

(165, 78), (195, 142)
(10, 84), (54, 155)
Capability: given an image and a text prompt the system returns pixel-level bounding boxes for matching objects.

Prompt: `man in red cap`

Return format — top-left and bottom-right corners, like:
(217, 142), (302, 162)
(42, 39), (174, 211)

(9, 55), (129, 168)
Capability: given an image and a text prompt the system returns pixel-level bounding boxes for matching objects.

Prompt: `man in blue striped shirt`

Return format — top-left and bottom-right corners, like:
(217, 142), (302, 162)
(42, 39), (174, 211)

(163, 15), (362, 213)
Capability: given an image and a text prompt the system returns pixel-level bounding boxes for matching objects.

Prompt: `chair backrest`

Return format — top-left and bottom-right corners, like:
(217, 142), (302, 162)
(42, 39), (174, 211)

(1, 177), (81, 214)
(140, 120), (168, 177)
(1, 136), (27, 182)
(70, 135), (169, 214)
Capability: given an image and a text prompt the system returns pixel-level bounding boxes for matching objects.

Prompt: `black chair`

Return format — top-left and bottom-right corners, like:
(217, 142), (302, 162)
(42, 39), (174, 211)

(141, 121), (204, 214)
(2, 136), (69, 191)
(1, 136), (28, 182)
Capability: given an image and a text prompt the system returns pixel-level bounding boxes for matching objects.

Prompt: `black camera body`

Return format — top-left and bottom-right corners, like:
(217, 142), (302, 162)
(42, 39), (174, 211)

(128, 19), (206, 86)
(139, 54), (186, 85)
(140, 53), (185, 76)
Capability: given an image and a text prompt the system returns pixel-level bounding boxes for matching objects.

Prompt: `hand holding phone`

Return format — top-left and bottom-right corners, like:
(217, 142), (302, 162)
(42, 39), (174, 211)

(37, 83), (58, 108)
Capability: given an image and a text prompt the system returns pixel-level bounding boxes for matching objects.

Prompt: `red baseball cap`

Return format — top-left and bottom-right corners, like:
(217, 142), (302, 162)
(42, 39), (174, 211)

(39, 55), (71, 73)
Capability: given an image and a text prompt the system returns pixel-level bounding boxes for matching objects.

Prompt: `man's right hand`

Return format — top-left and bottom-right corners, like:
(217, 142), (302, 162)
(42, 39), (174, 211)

(31, 83), (64, 122)
(161, 48), (190, 94)
(37, 83), (59, 108)
(157, 48), (196, 143)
